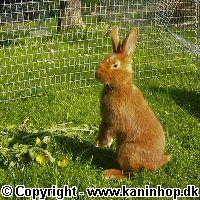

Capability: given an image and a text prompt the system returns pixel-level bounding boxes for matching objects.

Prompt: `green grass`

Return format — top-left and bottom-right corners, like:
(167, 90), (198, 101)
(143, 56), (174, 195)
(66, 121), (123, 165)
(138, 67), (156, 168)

(0, 71), (199, 200)
(0, 17), (199, 199)
(0, 23), (198, 102)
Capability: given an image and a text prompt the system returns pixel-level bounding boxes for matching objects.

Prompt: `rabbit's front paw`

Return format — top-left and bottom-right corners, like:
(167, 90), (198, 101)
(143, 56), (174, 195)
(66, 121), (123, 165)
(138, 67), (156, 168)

(96, 138), (113, 148)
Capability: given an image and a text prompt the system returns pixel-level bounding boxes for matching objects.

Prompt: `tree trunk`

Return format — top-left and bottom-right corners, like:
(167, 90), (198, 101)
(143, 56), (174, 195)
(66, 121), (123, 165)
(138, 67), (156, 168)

(173, 0), (196, 23)
(63, 0), (84, 30)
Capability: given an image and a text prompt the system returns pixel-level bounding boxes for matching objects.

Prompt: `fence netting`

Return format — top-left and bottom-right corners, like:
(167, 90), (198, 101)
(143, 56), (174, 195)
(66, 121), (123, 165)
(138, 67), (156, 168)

(0, 0), (199, 102)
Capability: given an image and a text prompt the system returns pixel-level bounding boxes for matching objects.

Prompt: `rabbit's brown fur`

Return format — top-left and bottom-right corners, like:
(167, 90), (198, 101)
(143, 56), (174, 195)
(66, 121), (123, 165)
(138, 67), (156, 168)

(95, 26), (171, 179)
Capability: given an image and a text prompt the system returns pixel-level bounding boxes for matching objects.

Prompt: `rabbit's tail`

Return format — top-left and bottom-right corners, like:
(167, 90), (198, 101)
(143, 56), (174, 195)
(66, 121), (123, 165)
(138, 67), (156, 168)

(163, 155), (172, 165)
(103, 169), (129, 180)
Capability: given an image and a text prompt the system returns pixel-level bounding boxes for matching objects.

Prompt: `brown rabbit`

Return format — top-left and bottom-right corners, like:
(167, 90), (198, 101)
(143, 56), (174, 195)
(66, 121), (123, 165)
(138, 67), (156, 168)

(95, 26), (171, 179)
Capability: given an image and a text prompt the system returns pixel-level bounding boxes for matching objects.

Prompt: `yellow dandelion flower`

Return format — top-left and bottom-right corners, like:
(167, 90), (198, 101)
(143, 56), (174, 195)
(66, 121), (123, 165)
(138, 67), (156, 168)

(35, 137), (41, 145)
(36, 153), (47, 165)
(57, 159), (69, 168)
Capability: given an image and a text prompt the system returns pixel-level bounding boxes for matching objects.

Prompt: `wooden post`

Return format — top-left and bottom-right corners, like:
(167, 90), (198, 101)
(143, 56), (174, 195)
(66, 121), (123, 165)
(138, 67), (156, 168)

(57, 0), (67, 33)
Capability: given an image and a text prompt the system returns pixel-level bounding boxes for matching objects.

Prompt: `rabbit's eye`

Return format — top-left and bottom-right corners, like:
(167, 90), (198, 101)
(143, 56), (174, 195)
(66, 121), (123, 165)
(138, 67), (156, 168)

(112, 64), (118, 68)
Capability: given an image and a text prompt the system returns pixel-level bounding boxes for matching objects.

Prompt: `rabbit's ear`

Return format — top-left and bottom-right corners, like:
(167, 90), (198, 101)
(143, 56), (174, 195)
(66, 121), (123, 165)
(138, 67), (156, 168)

(121, 27), (137, 57)
(111, 26), (121, 53)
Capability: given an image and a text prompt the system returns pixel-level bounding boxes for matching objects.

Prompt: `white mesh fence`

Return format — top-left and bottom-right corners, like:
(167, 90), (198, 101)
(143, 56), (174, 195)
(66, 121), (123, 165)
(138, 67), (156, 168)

(0, 0), (199, 102)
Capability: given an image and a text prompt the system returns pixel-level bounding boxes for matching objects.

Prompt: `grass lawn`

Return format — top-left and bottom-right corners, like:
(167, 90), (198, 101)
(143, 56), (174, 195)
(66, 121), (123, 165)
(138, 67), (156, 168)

(0, 70), (199, 199)
(0, 17), (199, 199)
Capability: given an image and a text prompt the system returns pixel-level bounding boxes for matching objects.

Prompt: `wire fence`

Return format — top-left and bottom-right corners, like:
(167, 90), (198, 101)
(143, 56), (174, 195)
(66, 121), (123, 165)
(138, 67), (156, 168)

(0, 0), (199, 102)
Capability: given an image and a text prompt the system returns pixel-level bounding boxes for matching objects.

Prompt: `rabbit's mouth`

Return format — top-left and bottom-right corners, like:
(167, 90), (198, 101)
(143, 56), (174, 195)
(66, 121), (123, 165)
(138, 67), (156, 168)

(97, 76), (111, 86)
(95, 70), (111, 85)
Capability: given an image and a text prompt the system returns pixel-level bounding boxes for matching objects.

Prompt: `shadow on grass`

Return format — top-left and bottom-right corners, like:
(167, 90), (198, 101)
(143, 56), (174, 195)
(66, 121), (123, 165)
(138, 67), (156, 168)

(151, 86), (200, 119)
(6, 130), (119, 170)
(53, 135), (119, 170)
